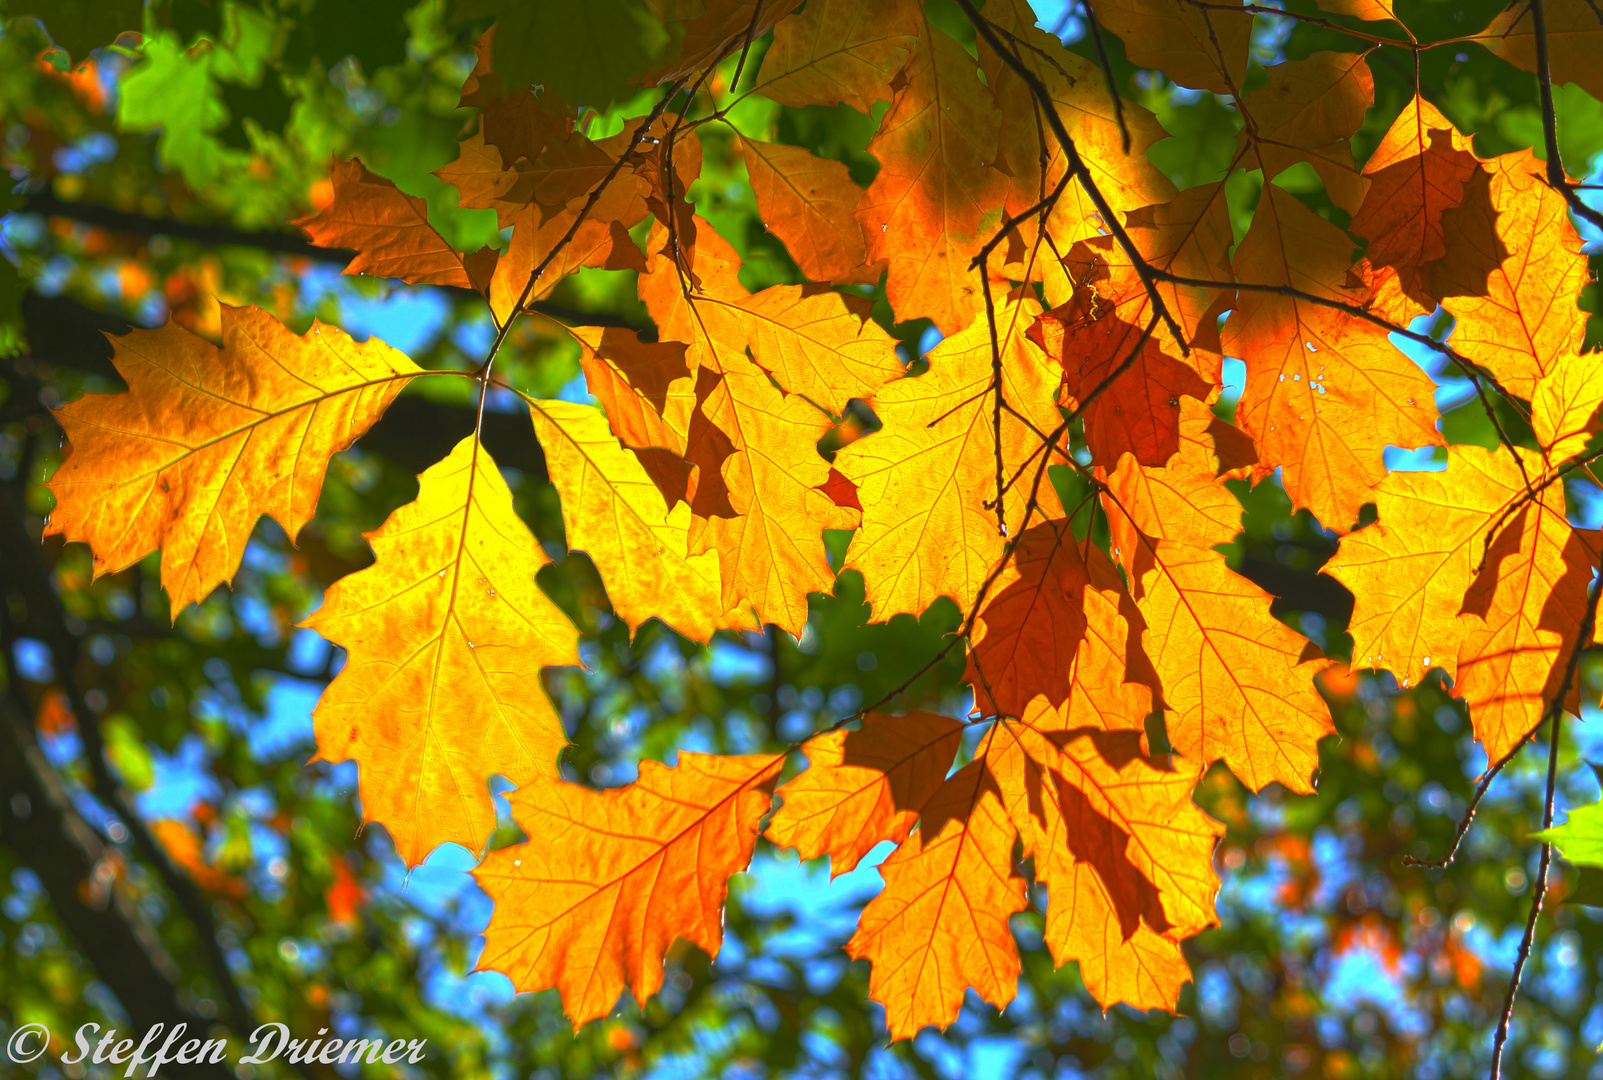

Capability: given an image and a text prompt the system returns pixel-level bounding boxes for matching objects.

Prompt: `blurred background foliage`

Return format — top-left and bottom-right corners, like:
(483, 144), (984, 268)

(0, 0), (1602, 1078)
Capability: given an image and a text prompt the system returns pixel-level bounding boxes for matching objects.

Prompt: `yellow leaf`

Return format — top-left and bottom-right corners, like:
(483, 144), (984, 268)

(302, 436), (580, 866)
(529, 397), (747, 640)
(46, 306), (420, 616)
(476, 753), (784, 1028)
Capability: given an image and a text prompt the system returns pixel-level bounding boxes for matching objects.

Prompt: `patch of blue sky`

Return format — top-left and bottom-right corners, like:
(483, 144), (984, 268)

(1384, 445), (1448, 471)
(1026, 0), (1086, 43)
(1566, 478), (1603, 530)
(555, 368), (595, 405)
(1220, 356), (1246, 409)
(136, 734), (221, 819)
(1570, 698), (1603, 761)
(285, 626), (332, 676)
(337, 286), (451, 356)
(1310, 827), (1360, 910)
(244, 676), (321, 762)
(1322, 946), (1427, 1035)
(708, 637), (773, 685)
(11, 636), (53, 682)
(451, 306), (495, 357)
(741, 844), (890, 956)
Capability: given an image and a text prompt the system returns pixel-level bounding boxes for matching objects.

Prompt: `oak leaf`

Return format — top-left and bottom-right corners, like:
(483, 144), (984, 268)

(1479, 0), (1603, 100)
(529, 397), (746, 641)
(739, 138), (869, 284)
(302, 436), (581, 866)
(1030, 237), (1211, 467)
(856, 17), (1009, 334)
(46, 306), (420, 615)
(1350, 95), (1479, 309)
(767, 711), (967, 876)
(965, 517), (1151, 726)
(1433, 148), (1589, 399)
(846, 758), (1027, 1038)
(753, 0), (922, 113)
(1089, 0), (1251, 96)
(836, 300), (1065, 619)
(476, 753), (784, 1028)
(294, 158), (497, 291)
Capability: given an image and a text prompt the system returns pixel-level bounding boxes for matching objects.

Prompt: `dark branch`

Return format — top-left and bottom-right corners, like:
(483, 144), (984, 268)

(1527, 0), (1603, 231)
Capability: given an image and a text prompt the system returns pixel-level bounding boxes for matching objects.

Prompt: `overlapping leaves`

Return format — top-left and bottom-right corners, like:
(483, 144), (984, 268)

(42, 0), (1603, 1045)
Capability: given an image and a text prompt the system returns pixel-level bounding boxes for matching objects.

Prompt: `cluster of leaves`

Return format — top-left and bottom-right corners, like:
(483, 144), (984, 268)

(7, 0), (1603, 1065)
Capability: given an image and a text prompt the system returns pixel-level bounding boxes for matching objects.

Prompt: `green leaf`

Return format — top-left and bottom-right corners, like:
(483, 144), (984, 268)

(452, 0), (669, 108)
(1533, 789), (1603, 866)
(102, 715), (156, 791)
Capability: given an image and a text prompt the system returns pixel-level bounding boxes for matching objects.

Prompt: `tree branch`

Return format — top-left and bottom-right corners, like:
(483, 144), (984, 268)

(0, 695), (235, 1080)
(1526, 0), (1603, 231)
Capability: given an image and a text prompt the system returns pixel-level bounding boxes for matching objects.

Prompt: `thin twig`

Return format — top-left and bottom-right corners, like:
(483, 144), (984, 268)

(1080, 0), (1131, 153)
(1526, 0), (1603, 231)
(955, 0), (1190, 354)
(728, 0), (766, 93)
(1403, 737), (1529, 869)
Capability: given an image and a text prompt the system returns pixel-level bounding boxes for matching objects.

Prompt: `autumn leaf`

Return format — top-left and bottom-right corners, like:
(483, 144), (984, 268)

(1321, 436), (1599, 761)
(46, 306), (420, 615)
(1238, 51), (1374, 214)
(684, 347), (859, 636)
(1455, 485), (1598, 763)
(1478, 0), (1603, 100)
(302, 436), (581, 866)
(965, 516), (1151, 726)
(528, 396), (748, 640)
(739, 138), (868, 284)
(1104, 402), (1334, 791)
(982, 0), (1177, 261)
(1089, 0), (1252, 97)
(767, 710), (967, 876)
(846, 755), (1027, 1038)
(836, 299), (1065, 619)
(1431, 147), (1589, 399)
(1350, 95), (1479, 309)
(752, 0), (921, 113)
(1029, 236), (1211, 467)
(856, 16), (1009, 334)
(1533, 351), (1603, 467)
(475, 753), (784, 1027)
(294, 158), (497, 291)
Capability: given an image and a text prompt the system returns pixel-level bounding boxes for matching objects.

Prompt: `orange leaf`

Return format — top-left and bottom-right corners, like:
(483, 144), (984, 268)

(302, 436), (581, 866)
(475, 753), (784, 1028)
(1231, 297), (1442, 532)
(1030, 237), (1211, 467)
(966, 517), (1151, 726)
(739, 138), (868, 284)
(1478, 0), (1603, 100)
(1350, 95), (1479, 309)
(529, 397), (748, 641)
(856, 18), (1009, 334)
(1456, 486), (1599, 763)
(753, 0), (921, 113)
(293, 158), (496, 291)
(836, 300), (1065, 619)
(1434, 148), (1589, 399)
(767, 710), (966, 876)
(1326, 444), (1525, 690)
(685, 350), (858, 635)
(1239, 52), (1374, 214)
(846, 758), (1026, 1038)
(1089, 0), (1251, 97)
(45, 307), (420, 616)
